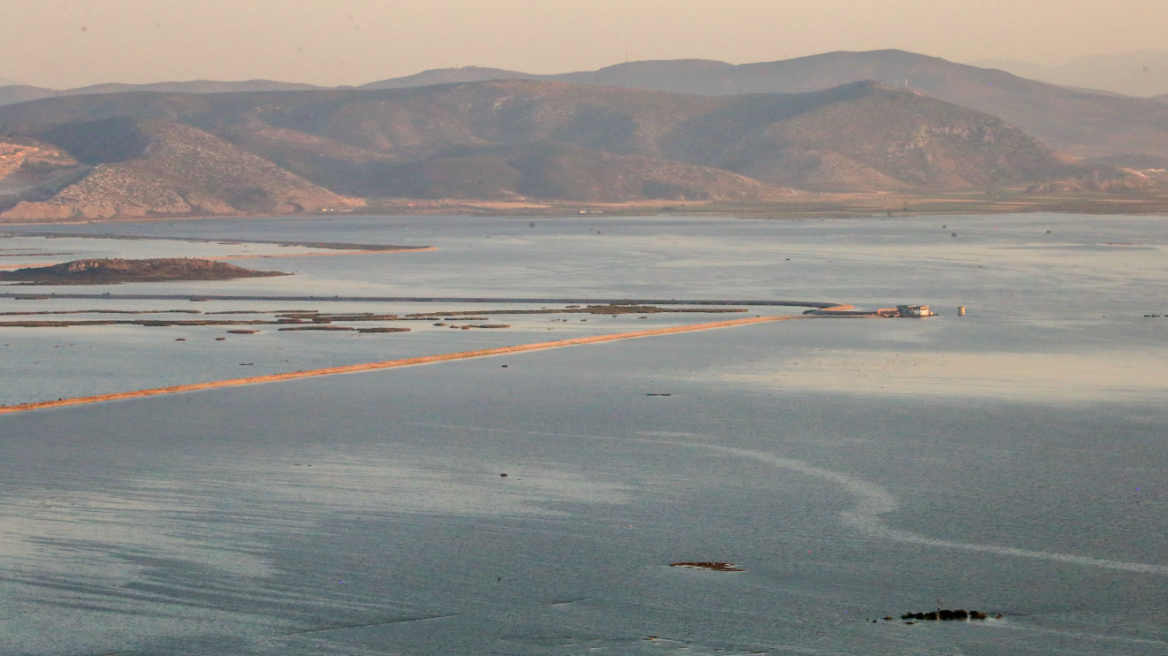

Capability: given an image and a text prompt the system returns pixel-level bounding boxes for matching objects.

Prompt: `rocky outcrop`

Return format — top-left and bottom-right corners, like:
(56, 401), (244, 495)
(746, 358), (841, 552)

(0, 258), (289, 284)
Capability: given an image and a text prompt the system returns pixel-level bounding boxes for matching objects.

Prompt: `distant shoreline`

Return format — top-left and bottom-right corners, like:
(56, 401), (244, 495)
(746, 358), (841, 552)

(359, 191), (1168, 219)
(5, 190), (1168, 225)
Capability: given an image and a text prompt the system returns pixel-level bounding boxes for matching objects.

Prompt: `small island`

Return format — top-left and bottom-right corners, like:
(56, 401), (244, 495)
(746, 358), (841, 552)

(0, 258), (290, 285)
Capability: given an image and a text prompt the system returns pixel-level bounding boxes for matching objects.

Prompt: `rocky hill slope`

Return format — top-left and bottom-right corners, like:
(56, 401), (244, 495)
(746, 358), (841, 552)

(362, 140), (797, 201)
(0, 138), (89, 210)
(1, 118), (360, 220)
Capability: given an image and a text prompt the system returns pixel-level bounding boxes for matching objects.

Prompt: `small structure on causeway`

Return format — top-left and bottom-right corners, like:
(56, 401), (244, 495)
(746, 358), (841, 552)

(806, 304), (936, 318)
(896, 304), (934, 317)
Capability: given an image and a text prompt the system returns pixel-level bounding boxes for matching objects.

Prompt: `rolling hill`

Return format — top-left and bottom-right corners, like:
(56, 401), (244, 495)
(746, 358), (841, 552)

(1, 117), (359, 220)
(358, 51), (1168, 160)
(0, 80), (1075, 196)
(357, 140), (797, 201)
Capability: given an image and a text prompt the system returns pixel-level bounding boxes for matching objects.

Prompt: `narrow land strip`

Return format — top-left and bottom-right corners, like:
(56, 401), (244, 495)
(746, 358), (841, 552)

(0, 293), (842, 307)
(0, 314), (800, 415)
(208, 247), (438, 260)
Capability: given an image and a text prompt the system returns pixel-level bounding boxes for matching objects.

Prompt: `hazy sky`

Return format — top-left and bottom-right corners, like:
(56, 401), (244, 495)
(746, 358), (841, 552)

(3, 0), (1167, 88)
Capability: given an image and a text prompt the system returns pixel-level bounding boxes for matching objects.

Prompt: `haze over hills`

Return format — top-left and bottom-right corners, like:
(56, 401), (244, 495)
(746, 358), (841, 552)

(975, 52), (1168, 98)
(360, 67), (538, 90)
(0, 79), (1085, 217)
(0, 86), (60, 106)
(0, 80), (327, 108)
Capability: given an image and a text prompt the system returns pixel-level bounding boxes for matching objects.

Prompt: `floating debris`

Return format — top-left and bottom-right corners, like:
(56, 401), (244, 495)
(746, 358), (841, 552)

(670, 562), (744, 572)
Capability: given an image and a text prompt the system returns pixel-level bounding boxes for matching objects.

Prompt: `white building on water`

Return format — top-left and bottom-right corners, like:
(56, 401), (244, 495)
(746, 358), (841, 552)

(897, 305), (934, 317)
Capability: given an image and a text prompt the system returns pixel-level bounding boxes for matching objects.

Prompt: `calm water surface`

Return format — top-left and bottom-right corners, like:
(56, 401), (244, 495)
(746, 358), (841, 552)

(0, 213), (1166, 655)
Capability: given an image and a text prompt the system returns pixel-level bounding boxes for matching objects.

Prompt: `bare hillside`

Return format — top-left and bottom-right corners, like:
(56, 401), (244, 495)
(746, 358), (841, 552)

(1, 118), (360, 221)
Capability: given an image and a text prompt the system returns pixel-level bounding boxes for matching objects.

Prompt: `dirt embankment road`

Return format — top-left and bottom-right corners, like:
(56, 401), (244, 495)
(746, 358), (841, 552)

(0, 314), (800, 415)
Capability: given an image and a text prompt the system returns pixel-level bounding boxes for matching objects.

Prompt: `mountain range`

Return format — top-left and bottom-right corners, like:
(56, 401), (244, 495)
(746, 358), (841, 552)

(358, 51), (1168, 162)
(0, 50), (1164, 220)
(8, 50), (1168, 162)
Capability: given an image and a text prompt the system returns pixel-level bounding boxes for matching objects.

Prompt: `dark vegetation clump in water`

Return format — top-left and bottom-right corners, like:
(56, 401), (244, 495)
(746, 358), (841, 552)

(669, 562), (745, 572)
(899, 609), (998, 621)
(277, 325), (357, 332)
(355, 327), (411, 333)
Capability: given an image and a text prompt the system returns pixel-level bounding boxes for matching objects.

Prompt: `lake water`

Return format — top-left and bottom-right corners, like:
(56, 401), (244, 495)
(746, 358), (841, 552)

(0, 213), (1166, 655)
